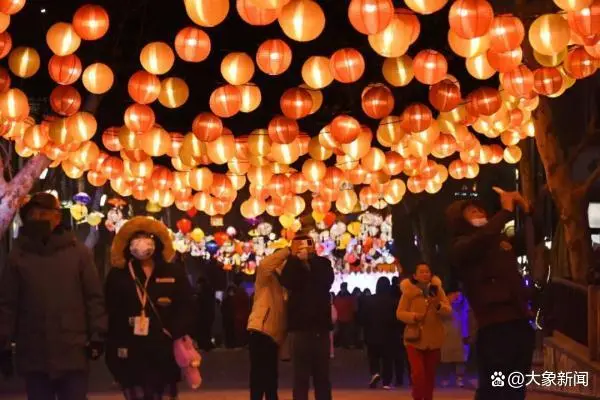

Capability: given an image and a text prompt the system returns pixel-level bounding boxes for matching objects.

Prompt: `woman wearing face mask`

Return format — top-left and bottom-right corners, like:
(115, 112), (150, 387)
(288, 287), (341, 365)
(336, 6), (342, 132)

(105, 217), (195, 400)
(396, 263), (451, 400)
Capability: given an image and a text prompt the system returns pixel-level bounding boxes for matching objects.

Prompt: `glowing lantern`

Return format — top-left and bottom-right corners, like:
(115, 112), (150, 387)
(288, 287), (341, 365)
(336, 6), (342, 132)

(564, 46), (598, 78)
(336, 189), (358, 214)
(189, 167), (213, 191)
(278, 0), (325, 42)
(413, 50), (447, 85)
(192, 112), (223, 142)
(8, 47), (40, 78)
(401, 103), (432, 133)
(362, 85), (394, 119)
(248, 129), (272, 156)
(348, 0), (393, 35)
(65, 112), (96, 143)
(486, 47), (522, 73)
(209, 85), (241, 118)
(429, 80), (461, 112)
(529, 14), (571, 56)
(73, 4), (110, 40)
(368, 11), (415, 58)
(184, 0), (229, 27)
(175, 26), (211, 62)
(140, 126), (171, 157)
(500, 129), (521, 147)
(405, 0), (448, 14)
(448, 30), (490, 58)
(311, 196), (331, 213)
(302, 56), (333, 89)
(158, 77), (189, 109)
(241, 197), (266, 219)
(466, 53), (496, 79)
(432, 134), (457, 158)
(342, 126), (372, 159)
(0, 31), (10, 59)
(101, 156), (124, 180)
(128, 70), (160, 104)
(50, 86), (81, 116)
(87, 170), (107, 187)
(330, 48), (365, 83)
(207, 130), (235, 164)
(302, 159), (326, 181)
(140, 42), (174, 76)
(383, 179), (406, 204)
(0, 88), (28, 121)
(361, 147), (386, 172)
(221, 52), (255, 85)
(256, 39), (292, 75)
(307, 136), (331, 160)
(288, 172), (307, 194)
(46, 23), (81, 56)
(449, 0), (494, 39)
(237, 0), (280, 25)
(554, 0), (594, 10)
(123, 104), (153, 135)
(280, 87), (313, 119)
(102, 127), (122, 152)
(210, 174), (235, 200)
(48, 54), (82, 85)
(504, 145), (522, 164)
(567, 1), (600, 39)
(268, 174), (291, 197)
(0, 66), (9, 92)
(0, 0), (24, 14)
(501, 64), (534, 98)
(270, 141), (300, 164)
(237, 83), (261, 113)
(0, 13), (8, 34)
(377, 116), (405, 145)
(469, 87), (501, 116)
(70, 141), (100, 169)
(23, 125), (48, 150)
(82, 63), (114, 94)
(382, 151), (404, 175)
(488, 14), (524, 53)
(268, 115), (299, 143)
(382, 57), (414, 90)
(323, 166), (345, 189)
(330, 115), (361, 144)
(533, 67), (563, 96)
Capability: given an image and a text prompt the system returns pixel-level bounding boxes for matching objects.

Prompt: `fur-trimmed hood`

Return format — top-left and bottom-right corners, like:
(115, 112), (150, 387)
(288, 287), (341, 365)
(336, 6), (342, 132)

(445, 199), (487, 237)
(110, 216), (175, 268)
(400, 276), (443, 299)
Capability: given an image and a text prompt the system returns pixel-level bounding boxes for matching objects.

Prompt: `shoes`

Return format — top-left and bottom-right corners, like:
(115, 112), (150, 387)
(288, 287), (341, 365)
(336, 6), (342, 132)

(382, 385), (392, 390)
(456, 376), (464, 388)
(369, 373), (381, 389)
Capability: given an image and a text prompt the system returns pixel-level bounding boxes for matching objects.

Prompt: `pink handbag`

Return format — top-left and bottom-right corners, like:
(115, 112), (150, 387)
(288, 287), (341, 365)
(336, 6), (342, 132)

(173, 335), (202, 390)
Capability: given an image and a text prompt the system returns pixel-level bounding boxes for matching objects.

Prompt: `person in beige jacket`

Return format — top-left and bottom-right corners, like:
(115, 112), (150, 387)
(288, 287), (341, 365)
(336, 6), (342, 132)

(397, 263), (451, 400)
(247, 247), (290, 400)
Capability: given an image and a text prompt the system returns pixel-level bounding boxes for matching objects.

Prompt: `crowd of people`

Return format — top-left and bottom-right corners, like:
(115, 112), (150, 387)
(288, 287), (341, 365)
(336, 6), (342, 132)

(0, 188), (536, 400)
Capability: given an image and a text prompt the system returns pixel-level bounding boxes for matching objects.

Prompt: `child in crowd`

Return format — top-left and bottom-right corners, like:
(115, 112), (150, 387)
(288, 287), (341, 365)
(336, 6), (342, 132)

(441, 291), (471, 388)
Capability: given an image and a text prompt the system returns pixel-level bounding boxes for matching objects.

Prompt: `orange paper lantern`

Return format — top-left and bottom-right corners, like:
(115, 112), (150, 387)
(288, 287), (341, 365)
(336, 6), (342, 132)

(237, 0), (279, 26)
(449, 0), (494, 39)
(501, 64), (534, 98)
(533, 67), (564, 96)
(82, 63), (114, 94)
(8, 47), (40, 78)
(564, 46), (598, 78)
(73, 4), (110, 40)
(192, 112), (223, 142)
(362, 85), (394, 119)
(413, 49), (447, 85)
(280, 87), (313, 119)
(46, 22), (81, 56)
(330, 115), (361, 144)
(0, 31), (11, 59)
(256, 39), (293, 75)
(278, 0), (325, 42)
(402, 103), (432, 133)
(348, 0), (394, 35)
(209, 85), (242, 118)
(128, 70), (160, 104)
(429, 79), (462, 112)
(174, 26), (211, 63)
(488, 14), (524, 52)
(124, 103), (155, 133)
(0, 0), (25, 15)
(48, 54), (82, 85)
(50, 86), (81, 117)
(330, 48), (365, 83)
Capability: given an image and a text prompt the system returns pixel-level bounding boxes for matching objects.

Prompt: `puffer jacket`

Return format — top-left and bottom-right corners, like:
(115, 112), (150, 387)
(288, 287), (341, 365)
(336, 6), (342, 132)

(0, 227), (107, 377)
(247, 248), (289, 345)
(396, 276), (451, 350)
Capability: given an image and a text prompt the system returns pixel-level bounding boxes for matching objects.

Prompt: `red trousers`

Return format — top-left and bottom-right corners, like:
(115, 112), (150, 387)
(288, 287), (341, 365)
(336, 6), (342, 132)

(406, 346), (440, 400)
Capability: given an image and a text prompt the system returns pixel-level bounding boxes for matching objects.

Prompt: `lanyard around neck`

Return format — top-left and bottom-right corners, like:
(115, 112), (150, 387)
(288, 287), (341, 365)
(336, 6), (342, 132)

(128, 261), (151, 315)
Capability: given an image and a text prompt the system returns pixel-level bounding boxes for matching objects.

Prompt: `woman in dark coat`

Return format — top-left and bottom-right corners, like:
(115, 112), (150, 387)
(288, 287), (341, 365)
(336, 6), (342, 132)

(105, 217), (195, 400)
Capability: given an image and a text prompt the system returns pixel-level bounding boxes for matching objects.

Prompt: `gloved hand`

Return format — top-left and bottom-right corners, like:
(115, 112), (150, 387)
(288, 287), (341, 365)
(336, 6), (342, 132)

(86, 341), (105, 360)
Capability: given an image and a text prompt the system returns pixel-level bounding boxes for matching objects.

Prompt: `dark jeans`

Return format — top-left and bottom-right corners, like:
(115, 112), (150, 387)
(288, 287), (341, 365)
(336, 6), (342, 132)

(25, 371), (88, 400)
(475, 319), (535, 400)
(337, 322), (355, 348)
(291, 331), (331, 400)
(392, 339), (410, 386)
(367, 343), (392, 385)
(249, 331), (279, 400)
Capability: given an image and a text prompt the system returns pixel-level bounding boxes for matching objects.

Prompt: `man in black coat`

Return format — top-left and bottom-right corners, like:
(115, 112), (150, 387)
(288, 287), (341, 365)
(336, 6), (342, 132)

(280, 218), (334, 400)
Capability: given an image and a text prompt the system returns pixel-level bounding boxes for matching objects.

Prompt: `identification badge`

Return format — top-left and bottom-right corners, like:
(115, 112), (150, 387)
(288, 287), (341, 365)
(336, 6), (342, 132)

(133, 315), (150, 336)
(117, 348), (129, 359)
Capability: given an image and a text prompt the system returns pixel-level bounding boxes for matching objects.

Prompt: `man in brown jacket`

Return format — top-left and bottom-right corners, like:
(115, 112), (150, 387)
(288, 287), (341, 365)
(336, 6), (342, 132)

(446, 189), (534, 400)
(0, 193), (107, 400)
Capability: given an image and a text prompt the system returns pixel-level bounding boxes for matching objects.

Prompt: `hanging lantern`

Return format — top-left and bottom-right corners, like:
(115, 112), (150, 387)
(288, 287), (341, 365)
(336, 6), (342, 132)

(140, 42), (175, 75)
(488, 14), (524, 52)
(501, 64), (534, 98)
(184, 0), (229, 27)
(528, 14), (571, 56)
(466, 53), (496, 79)
(401, 103), (432, 133)
(140, 126), (171, 157)
(348, 0), (394, 35)
(128, 70), (160, 104)
(448, 30), (490, 58)
(123, 103), (154, 134)
(241, 197), (266, 219)
(448, 0), (494, 39)
(73, 4), (110, 40)
(101, 156), (124, 180)
(207, 130), (235, 164)
(237, 0), (280, 26)
(50, 86), (81, 117)
(429, 79), (461, 112)
(405, 0), (447, 14)
(87, 170), (107, 187)
(302, 56), (333, 89)
(368, 11), (415, 58)
(336, 189), (358, 214)
(311, 196), (330, 213)
(48, 54), (82, 85)
(0, 13), (7, 34)
(0, 88), (29, 121)
(270, 141), (300, 164)
(0, 31), (11, 59)
(46, 22), (81, 56)
(323, 166), (345, 189)
(361, 147), (386, 172)
(189, 167), (213, 191)
(377, 116), (405, 145)
(174, 26), (211, 62)
(221, 52), (255, 85)
(302, 159), (326, 181)
(158, 77), (189, 108)
(256, 39), (292, 75)
(383, 179), (406, 204)
(280, 87), (313, 119)
(268, 115), (299, 143)
(533, 67), (563, 96)
(330, 115), (361, 144)
(564, 46), (598, 79)
(413, 50), (447, 85)
(567, 1), (600, 39)
(362, 85), (394, 119)
(307, 136), (332, 160)
(486, 47), (522, 73)
(0, 0), (25, 15)
(248, 129), (272, 156)
(239, 83), (262, 113)
(268, 174), (292, 197)
(82, 63), (114, 94)
(468, 87), (501, 116)
(102, 127), (122, 152)
(554, 0), (593, 11)
(504, 145), (522, 163)
(23, 124), (48, 150)
(382, 151), (404, 175)
(0, 66), (10, 92)
(192, 112), (223, 142)
(382, 56), (414, 88)
(342, 125), (372, 159)
(431, 133), (457, 158)
(278, 0), (325, 42)
(330, 48), (365, 83)
(209, 85), (242, 118)
(8, 47), (40, 78)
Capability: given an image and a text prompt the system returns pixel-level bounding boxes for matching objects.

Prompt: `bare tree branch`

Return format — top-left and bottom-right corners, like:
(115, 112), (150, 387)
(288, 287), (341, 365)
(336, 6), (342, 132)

(582, 163), (600, 195)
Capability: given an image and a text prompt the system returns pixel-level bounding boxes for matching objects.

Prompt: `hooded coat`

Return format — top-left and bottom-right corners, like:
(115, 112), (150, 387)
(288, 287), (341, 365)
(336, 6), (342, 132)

(0, 227), (107, 377)
(396, 276), (451, 350)
(445, 201), (531, 329)
(361, 278), (396, 346)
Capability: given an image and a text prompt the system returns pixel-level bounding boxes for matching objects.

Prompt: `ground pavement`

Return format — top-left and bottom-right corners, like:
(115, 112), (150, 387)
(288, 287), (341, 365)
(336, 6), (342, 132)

(0, 348), (570, 399)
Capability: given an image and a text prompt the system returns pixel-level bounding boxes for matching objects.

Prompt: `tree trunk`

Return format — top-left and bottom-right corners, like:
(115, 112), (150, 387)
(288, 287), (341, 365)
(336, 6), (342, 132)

(0, 154), (52, 238)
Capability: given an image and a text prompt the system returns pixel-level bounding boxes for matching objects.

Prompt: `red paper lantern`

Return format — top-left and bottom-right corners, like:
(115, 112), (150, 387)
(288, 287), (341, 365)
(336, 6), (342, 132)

(268, 115), (299, 144)
(0, 31), (12, 59)
(323, 166), (345, 189)
(174, 27), (211, 63)
(128, 70), (161, 104)
(533, 67), (564, 96)
(151, 166), (174, 190)
(50, 86), (81, 117)
(429, 79), (461, 112)
(330, 115), (361, 144)
(449, 0), (494, 39)
(177, 219), (193, 234)
(48, 54), (82, 85)
(564, 46), (598, 79)
(256, 39), (293, 76)
(311, 196), (331, 214)
(486, 47), (522, 73)
(401, 103), (433, 132)
(124, 103), (155, 133)
(268, 174), (292, 197)
(237, 0), (279, 26)
(73, 4), (110, 40)
(361, 85), (395, 119)
(413, 49), (448, 85)
(192, 112), (223, 142)
(101, 156), (124, 180)
(211, 174), (235, 199)
(290, 172), (309, 193)
(102, 127), (122, 152)
(396, 8), (421, 45)
(488, 14), (524, 52)
(468, 87), (501, 116)
(347, 0), (394, 35)
(0, 66), (10, 92)
(209, 85), (242, 118)
(567, 1), (600, 39)
(280, 87), (313, 119)
(330, 48), (365, 83)
(501, 64), (534, 98)
(0, 0), (25, 15)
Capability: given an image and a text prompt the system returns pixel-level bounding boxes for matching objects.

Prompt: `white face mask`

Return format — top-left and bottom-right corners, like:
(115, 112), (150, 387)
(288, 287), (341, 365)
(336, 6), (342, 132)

(130, 237), (156, 261)
(470, 218), (488, 227)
